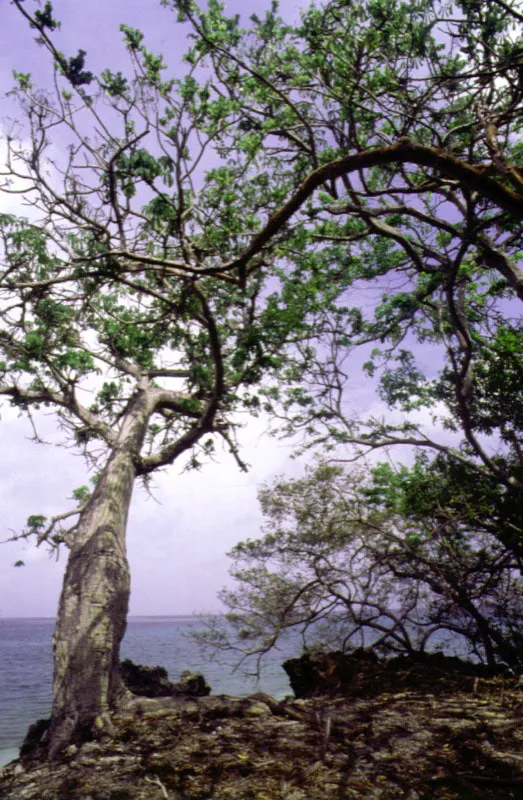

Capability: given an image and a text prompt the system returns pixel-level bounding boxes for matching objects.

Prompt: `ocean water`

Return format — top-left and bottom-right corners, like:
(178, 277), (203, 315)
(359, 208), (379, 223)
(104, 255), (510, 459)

(0, 616), (296, 768)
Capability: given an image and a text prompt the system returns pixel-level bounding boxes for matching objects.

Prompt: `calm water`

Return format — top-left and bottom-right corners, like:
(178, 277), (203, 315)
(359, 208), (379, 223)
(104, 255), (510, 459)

(0, 616), (296, 766)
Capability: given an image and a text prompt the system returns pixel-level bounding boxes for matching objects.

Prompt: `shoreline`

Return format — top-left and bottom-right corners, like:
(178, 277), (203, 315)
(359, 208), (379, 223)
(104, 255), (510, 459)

(2, 678), (522, 800)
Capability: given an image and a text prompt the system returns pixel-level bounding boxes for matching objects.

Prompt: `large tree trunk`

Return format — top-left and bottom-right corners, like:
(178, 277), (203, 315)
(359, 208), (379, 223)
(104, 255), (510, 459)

(46, 388), (152, 757)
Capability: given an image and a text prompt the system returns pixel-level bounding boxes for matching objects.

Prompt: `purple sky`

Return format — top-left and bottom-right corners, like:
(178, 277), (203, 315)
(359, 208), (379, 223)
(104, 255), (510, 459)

(0, 0), (448, 618)
(0, 0), (314, 618)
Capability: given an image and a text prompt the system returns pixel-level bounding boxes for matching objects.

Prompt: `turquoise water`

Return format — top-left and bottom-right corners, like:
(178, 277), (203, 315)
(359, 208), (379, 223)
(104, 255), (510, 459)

(0, 616), (296, 767)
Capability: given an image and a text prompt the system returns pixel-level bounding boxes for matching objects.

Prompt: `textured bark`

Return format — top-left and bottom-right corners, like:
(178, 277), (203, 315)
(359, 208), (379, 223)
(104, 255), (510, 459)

(47, 388), (153, 757)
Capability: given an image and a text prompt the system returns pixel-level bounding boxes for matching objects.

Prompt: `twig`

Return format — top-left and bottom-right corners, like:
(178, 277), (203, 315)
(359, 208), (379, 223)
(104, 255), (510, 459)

(145, 775), (170, 798)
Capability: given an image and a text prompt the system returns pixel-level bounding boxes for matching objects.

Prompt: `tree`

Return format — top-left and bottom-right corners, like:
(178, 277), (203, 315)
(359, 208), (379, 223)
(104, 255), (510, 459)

(0, 0), (314, 756)
(1, 0), (522, 757)
(182, 0), (523, 676)
(160, 0), (523, 563)
(197, 463), (523, 674)
(243, 0), (523, 562)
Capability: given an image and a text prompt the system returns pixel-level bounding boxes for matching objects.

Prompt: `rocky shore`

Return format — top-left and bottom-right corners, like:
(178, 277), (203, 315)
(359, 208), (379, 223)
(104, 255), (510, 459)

(1, 653), (522, 799)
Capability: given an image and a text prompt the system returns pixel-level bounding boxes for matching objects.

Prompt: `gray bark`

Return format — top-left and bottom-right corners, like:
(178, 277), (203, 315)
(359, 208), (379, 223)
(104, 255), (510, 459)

(47, 387), (153, 757)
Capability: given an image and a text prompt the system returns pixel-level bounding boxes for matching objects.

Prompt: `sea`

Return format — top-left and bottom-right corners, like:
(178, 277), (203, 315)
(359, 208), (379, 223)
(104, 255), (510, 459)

(0, 616), (297, 768)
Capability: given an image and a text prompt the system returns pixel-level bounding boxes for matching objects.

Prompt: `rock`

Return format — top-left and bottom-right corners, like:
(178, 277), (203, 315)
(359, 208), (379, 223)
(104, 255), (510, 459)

(120, 659), (174, 697)
(120, 659), (210, 697)
(283, 648), (379, 698)
(245, 701), (272, 716)
(283, 649), (513, 699)
(176, 670), (211, 697)
(3, 656), (523, 799)
(19, 718), (50, 765)
(2, 678), (523, 800)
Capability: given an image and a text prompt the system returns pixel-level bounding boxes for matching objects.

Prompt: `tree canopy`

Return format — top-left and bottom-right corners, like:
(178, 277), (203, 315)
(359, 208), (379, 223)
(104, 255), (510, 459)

(1, 0), (522, 755)
(199, 462), (523, 675)
(180, 0), (523, 673)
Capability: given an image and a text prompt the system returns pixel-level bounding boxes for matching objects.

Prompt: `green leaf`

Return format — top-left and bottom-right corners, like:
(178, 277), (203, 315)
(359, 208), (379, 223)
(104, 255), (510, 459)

(72, 486), (91, 504)
(26, 515), (46, 530)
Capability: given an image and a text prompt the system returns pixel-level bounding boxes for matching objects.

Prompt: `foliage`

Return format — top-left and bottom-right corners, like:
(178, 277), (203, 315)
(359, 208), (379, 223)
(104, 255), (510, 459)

(154, 0), (523, 672)
(144, 0), (523, 574)
(2, 0), (521, 531)
(178, 0), (523, 568)
(1, 0), (334, 548)
(197, 463), (523, 674)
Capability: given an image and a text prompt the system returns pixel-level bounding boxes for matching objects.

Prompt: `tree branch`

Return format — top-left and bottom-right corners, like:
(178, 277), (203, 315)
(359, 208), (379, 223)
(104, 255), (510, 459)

(222, 140), (523, 275)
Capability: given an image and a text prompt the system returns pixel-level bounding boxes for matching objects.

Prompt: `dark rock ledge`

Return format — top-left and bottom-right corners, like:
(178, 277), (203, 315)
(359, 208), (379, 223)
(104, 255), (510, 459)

(119, 659), (211, 699)
(1, 655), (523, 799)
